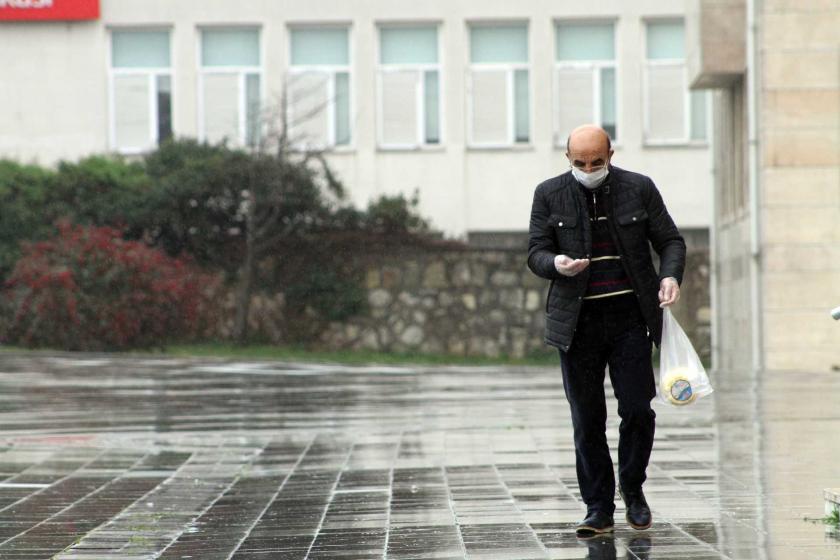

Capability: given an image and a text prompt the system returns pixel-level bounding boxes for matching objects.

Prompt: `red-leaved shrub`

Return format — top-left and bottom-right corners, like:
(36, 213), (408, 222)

(2, 223), (214, 351)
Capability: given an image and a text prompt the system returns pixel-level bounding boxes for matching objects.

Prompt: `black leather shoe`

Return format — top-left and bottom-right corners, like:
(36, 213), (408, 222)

(619, 487), (652, 530)
(575, 510), (614, 537)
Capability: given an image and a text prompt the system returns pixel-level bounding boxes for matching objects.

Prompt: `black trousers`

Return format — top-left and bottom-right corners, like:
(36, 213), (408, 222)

(559, 293), (656, 516)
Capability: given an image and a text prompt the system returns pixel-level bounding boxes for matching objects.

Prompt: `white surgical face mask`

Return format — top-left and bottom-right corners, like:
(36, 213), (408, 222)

(571, 165), (609, 189)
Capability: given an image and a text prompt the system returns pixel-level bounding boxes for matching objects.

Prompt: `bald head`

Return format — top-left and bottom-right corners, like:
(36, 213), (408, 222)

(566, 124), (613, 172)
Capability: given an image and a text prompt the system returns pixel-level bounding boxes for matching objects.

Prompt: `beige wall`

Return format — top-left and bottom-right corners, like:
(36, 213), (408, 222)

(701, 0), (840, 372)
(0, 0), (712, 238)
(759, 0), (840, 371)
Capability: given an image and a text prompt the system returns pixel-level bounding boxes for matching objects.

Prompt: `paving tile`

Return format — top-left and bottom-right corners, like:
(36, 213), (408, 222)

(0, 354), (834, 558)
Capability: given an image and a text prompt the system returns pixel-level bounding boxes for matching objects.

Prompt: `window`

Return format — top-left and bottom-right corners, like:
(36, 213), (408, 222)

(199, 28), (262, 147)
(467, 23), (530, 147)
(287, 26), (351, 149)
(109, 30), (172, 153)
(377, 25), (441, 148)
(643, 20), (707, 144)
(554, 21), (617, 145)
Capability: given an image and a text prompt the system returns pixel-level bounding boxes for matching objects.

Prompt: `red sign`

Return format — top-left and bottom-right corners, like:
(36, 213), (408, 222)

(0, 0), (99, 21)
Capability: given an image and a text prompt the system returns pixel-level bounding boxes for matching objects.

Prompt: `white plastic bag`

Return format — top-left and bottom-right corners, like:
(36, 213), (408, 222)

(656, 307), (713, 406)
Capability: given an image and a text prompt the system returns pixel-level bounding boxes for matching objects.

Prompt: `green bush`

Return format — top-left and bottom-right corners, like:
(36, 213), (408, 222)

(49, 156), (151, 228)
(0, 139), (438, 346)
(0, 161), (54, 280)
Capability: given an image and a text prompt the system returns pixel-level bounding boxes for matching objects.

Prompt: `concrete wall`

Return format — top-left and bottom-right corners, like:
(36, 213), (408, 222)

(711, 82), (755, 373)
(0, 0), (712, 238)
(695, 0), (840, 372)
(759, 0), (840, 371)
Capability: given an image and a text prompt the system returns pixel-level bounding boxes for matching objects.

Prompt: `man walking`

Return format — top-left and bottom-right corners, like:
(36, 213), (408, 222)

(527, 124), (686, 536)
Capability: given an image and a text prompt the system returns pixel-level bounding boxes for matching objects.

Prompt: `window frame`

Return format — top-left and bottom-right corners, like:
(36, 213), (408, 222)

(552, 19), (619, 147)
(196, 25), (264, 148)
(466, 21), (532, 150)
(286, 23), (354, 152)
(642, 18), (708, 147)
(107, 26), (174, 155)
(375, 22), (444, 151)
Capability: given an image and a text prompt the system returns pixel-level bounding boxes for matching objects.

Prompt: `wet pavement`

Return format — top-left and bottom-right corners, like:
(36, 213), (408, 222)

(0, 353), (836, 559)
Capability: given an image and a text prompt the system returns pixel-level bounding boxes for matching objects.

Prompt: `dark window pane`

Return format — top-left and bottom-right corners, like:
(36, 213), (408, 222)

(156, 75), (172, 143)
(246, 73), (261, 147)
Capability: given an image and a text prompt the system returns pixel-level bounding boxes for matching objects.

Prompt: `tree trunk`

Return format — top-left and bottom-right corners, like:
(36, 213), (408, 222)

(233, 189), (256, 345)
(232, 246), (255, 345)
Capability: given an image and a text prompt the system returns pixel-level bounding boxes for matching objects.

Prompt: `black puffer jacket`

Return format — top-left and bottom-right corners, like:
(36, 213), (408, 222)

(527, 165), (686, 351)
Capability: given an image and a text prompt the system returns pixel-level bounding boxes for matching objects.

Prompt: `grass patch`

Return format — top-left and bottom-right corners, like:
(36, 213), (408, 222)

(804, 505), (840, 528)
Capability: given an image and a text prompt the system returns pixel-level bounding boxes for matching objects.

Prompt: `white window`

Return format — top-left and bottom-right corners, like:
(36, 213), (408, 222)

(109, 29), (172, 154)
(199, 28), (262, 147)
(554, 21), (617, 145)
(377, 25), (441, 149)
(643, 20), (707, 144)
(287, 26), (351, 150)
(467, 23), (530, 147)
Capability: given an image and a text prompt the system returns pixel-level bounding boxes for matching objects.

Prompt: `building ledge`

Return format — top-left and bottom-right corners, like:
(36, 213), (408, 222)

(687, 0), (746, 89)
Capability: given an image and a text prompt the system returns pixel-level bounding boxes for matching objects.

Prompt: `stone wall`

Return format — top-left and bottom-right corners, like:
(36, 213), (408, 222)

(233, 245), (711, 362)
(320, 249), (548, 358)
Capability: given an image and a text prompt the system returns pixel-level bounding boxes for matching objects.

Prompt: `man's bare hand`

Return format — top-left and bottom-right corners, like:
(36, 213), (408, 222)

(659, 277), (680, 308)
(554, 254), (590, 277)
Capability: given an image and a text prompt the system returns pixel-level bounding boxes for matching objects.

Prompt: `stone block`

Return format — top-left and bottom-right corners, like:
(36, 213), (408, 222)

(345, 324), (360, 340)
(762, 207), (838, 244)
(763, 128), (839, 167)
(763, 166), (839, 207)
(451, 262), (471, 287)
(439, 292), (455, 307)
(499, 288), (524, 309)
(765, 348), (840, 372)
(525, 289), (542, 312)
(764, 245), (840, 272)
(398, 291), (421, 307)
(378, 326), (392, 347)
(381, 266), (401, 289)
(401, 261), (422, 289)
(764, 310), (838, 349)
(764, 90), (839, 129)
(461, 293), (477, 311)
(361, 329), (379, 350)
(400, 326), (424, 347)
(365, 269), (380, 289)
(522, 270), (544, 289)
(763, 271), (840, 310)
(448, 338), (466, 355)
(489, 310), (506, 324)
(763, 50), (839, 90)
(421, 338), (444, 354)
(763, 13), (840, 50)
(764, 0), (840, 11)
(369, 288), (392, 308)
(423, 261), (448, 289)
(490, 271), (518, 287)
(471, 263), (488, 286)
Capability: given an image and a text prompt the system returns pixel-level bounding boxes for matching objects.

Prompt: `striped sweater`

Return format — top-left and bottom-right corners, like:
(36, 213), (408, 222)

(583, 182), (634, 300)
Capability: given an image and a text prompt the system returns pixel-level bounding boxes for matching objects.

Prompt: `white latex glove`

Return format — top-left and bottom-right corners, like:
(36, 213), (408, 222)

(659, 277), (680, 308)
(554, 254), (590, 277)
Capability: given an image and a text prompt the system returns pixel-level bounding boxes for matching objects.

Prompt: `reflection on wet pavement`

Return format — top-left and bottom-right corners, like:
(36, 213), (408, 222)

(0, 353), (835, 558)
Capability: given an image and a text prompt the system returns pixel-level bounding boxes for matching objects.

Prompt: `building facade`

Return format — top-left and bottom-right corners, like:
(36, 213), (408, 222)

(688, 0), (840, 372)
(2, 0), (712, 241)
